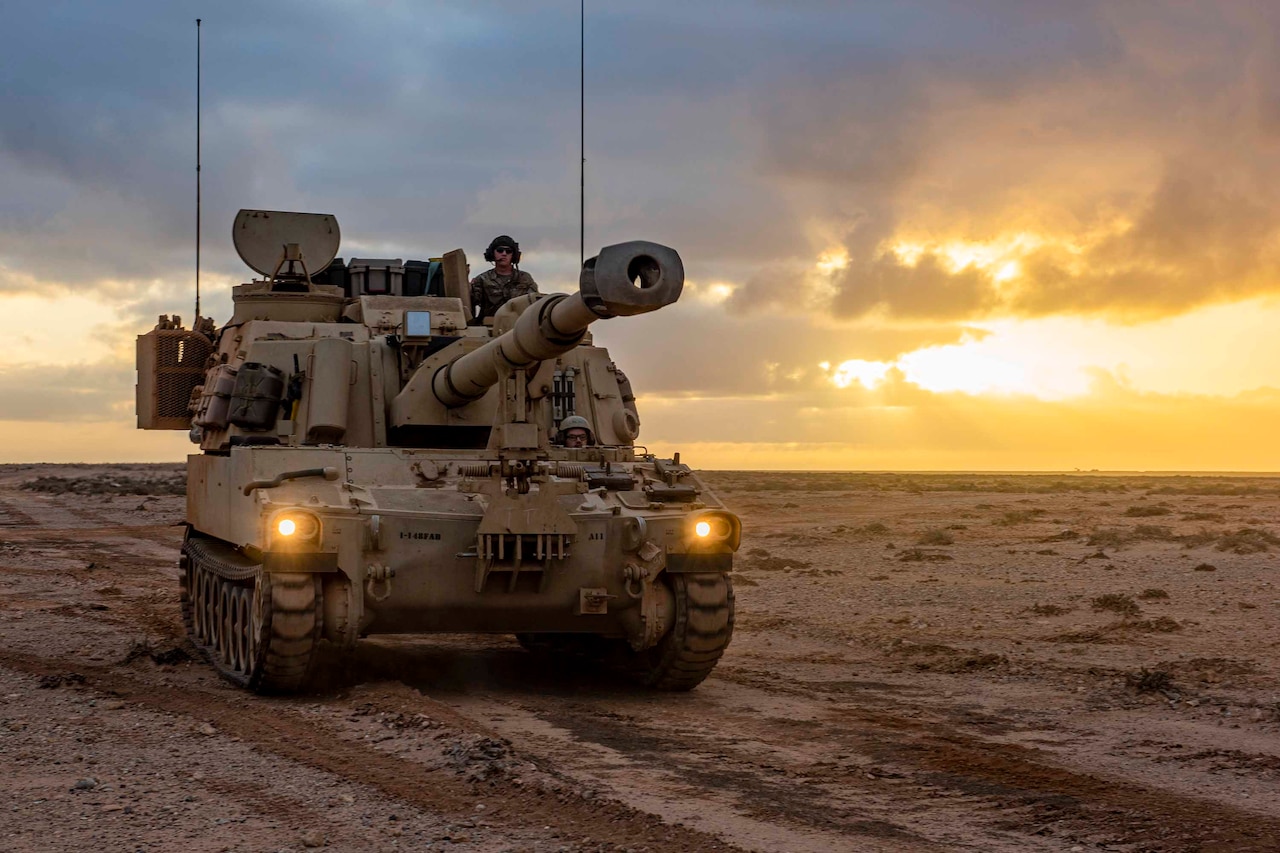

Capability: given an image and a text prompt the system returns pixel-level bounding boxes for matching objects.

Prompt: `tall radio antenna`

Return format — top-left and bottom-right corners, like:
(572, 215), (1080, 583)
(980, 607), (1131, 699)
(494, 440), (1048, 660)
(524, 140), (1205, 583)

(579, 0), (584, 268)
(195, 18), (202, 320)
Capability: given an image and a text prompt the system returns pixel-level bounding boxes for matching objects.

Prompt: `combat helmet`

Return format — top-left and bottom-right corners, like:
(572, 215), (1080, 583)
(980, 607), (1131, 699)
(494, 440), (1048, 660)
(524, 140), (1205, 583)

(484, 235), (521, 263)
(557, 415), (594, 444)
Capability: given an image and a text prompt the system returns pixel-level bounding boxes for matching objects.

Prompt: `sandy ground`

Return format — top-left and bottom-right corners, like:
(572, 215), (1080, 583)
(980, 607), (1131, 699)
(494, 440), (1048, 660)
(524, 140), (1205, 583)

(0, 463), (1278, 852)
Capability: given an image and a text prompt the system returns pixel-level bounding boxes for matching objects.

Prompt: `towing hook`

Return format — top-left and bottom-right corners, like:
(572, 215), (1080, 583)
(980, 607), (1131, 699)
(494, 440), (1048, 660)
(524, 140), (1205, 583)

(623, 562), (651, 599)
(623, 563), (650, 582)
(366, 562), (395, 602)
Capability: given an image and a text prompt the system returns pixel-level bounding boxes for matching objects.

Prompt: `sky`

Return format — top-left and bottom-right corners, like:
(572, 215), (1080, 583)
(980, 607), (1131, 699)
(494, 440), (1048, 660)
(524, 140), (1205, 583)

(3, 1), (1280, 470)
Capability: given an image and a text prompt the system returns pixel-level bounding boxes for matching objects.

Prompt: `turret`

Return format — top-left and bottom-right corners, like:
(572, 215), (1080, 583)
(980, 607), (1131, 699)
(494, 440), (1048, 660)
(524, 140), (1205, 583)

(427, 241), (683, 408)
(138, 210), (683, 455)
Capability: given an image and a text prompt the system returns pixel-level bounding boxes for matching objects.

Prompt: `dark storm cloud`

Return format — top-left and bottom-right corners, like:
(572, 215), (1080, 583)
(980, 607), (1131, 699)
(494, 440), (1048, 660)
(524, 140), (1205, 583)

(4, 1), (1279, 326)
(740, 3), (1280, 323)
(811, 159), (1280, 322)
(1, 0), (816, 292)
(0, 3), (1101, 273)
(0, 1), (580, 288)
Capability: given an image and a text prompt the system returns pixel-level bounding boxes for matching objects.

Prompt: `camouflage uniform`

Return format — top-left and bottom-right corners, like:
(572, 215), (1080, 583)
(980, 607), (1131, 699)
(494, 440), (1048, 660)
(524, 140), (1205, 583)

(469, 269), (539, 320)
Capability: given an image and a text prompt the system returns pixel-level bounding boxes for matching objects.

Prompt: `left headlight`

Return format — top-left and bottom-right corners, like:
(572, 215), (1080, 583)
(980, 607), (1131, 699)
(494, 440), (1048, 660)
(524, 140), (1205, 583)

(271, 511), (321, 546)
(685, 510), (741, 551)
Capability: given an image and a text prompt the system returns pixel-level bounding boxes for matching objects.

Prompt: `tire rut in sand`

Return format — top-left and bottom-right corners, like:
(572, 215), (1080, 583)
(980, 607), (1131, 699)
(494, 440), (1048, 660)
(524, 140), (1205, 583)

(0, 499), (36, 528)
(851, 709), (1280, 852)
(511, 697), (945, 850)
(0, 649), (745, 853)
(527, 663), (1280, 852)
(740, 672), (1280, 852)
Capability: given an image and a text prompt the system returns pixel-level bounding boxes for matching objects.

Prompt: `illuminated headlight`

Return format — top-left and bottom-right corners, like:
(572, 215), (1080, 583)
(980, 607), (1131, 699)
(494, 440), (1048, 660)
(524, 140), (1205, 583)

(271, 511), (320, 544)
(686, 511), (741, 551)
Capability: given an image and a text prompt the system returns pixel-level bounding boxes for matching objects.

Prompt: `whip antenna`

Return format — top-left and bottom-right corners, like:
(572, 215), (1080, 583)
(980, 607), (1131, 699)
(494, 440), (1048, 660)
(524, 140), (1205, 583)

(195, 18), (202, 320)
(579, 0), (584, 268)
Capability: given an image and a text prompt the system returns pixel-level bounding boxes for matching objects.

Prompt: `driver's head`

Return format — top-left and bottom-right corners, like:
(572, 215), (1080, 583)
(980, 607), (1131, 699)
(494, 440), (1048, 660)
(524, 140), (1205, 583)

(557, 415), (594, 447)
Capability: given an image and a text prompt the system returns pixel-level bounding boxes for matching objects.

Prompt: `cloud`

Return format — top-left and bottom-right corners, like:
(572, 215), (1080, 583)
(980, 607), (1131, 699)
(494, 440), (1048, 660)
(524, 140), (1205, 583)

(7, 1), (1274, 327)
(834, 253), (997, 320)
(596, 298), (981, 398)
(733, 4), (1280, 324)
(1011, 168), (1280, 319)
(0, 361), (132, 422)
(799, 164), (1280, 323)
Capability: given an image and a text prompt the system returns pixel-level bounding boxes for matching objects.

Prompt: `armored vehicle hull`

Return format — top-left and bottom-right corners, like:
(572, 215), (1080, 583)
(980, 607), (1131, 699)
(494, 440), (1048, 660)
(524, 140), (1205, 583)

(141, 211), (738, 692)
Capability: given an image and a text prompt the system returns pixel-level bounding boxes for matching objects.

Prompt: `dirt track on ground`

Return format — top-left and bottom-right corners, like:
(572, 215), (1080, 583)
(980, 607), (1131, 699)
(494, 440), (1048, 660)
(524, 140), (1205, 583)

(1, 464), (1278, 851)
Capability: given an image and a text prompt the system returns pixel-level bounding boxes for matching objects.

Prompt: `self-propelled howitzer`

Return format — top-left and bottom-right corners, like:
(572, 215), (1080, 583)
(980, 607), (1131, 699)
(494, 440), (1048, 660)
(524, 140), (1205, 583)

(137, 210), (739, 693)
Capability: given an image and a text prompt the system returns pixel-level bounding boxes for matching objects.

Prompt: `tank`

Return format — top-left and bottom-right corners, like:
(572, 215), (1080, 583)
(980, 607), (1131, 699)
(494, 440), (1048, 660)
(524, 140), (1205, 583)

(137, 210), (739, 693)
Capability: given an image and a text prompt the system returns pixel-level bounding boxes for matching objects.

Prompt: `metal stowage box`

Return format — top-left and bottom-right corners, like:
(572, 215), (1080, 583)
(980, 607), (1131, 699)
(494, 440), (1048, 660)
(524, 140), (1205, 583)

(348, 258), (404, 296)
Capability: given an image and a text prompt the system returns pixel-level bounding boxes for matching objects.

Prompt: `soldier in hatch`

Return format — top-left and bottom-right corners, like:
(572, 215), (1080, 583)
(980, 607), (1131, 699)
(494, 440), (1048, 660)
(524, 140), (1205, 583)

(556, 415), (595, 448)
(469, 235), (539, 321)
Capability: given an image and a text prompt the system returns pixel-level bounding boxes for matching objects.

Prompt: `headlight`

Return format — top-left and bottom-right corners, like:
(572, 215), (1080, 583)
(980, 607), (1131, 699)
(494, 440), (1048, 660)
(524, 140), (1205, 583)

(685, 510), (741, 551)
(271, 511), (320, 545)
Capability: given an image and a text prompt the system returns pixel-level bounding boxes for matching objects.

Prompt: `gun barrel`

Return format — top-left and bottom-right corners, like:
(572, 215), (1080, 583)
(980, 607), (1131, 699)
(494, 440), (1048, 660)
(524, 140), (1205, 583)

(432, 241), (682, 408)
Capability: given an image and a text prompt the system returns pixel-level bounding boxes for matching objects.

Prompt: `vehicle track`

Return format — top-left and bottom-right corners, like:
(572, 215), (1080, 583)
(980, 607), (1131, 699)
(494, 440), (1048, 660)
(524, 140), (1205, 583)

(0, 649), (743, 852)
(0, 498), (36, 528)
(0, 523), (183, 549)
(312, 635), (1280, 850)
(713, 659), (1280, 851)
(342, 637), (1280, 852)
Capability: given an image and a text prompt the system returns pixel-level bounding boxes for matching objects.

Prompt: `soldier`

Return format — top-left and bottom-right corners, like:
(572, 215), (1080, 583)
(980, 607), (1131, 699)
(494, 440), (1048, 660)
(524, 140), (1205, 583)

(469, 235), (539, 321)
(556, 415), (595, 448)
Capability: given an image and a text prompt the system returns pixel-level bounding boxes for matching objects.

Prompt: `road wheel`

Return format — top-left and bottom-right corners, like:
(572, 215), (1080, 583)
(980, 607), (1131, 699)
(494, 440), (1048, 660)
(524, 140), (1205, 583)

(627, 573), (734, 691)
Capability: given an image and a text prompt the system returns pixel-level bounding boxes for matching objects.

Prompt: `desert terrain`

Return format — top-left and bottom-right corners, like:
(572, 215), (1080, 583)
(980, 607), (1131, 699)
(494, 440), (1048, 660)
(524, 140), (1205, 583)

(0, 463), (1277, 852)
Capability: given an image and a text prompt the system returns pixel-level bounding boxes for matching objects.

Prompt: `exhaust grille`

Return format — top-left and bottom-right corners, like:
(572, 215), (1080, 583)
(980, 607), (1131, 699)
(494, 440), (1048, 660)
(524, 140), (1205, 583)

(137, 328), (213, 430)
(478, 532), (572, 563)
(474, 532), (574, 593)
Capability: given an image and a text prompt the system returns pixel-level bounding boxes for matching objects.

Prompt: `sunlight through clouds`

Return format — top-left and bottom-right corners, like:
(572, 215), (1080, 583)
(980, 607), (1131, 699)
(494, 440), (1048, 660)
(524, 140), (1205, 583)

(685, 279), (737, 304)
(822, 344), (1036, 397)
(887, 232), (1046, 278)
(814, 248), (849, 273)
(898, 344), (1029, 395)
(821, 297), (1280, 404)
(0, 293), (121, 367)
(824, 359), (892, 390)
(798, 248), (850, 308)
